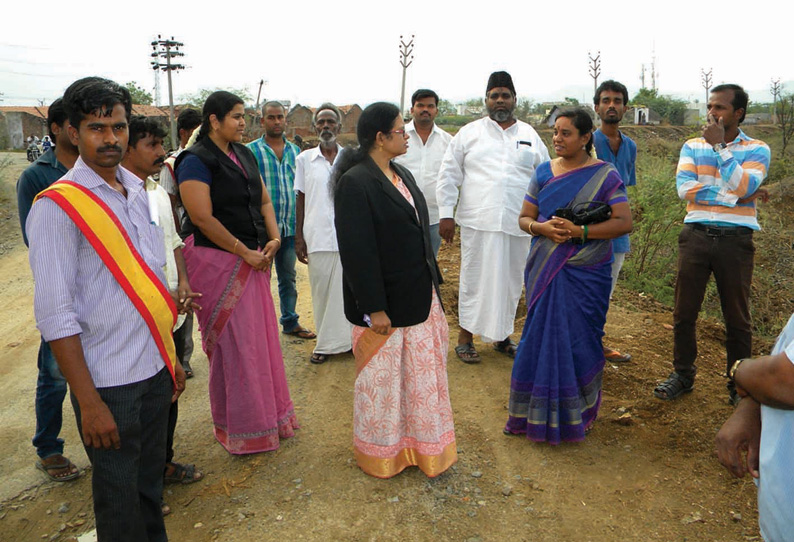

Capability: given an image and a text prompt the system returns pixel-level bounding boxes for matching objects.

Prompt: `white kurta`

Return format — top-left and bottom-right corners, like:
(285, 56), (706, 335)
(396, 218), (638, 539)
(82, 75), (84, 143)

(393, 120), (452, 225)
(294, 145), (352, 354)
(437, 117), (549, 341)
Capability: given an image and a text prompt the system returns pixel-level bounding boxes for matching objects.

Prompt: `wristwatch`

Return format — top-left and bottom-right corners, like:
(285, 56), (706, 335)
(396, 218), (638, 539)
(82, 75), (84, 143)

(729, 358), (748, 381)
(713, 142), (727, 153)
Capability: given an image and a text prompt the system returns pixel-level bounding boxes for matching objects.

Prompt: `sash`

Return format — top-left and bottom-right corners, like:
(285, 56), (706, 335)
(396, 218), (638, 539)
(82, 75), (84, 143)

(36, 181), (178, 386)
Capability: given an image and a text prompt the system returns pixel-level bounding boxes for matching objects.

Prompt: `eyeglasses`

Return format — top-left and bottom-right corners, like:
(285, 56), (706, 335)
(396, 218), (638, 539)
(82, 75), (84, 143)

(388, 129), (407, 135)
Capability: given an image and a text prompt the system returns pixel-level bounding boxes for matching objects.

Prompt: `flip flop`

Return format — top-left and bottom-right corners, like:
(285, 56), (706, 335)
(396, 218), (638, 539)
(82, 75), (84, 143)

(36, 456), (80, 482)
(310, 353), (329, 364)
(493, 338), (518, 358)
(284, 326), (317, 340)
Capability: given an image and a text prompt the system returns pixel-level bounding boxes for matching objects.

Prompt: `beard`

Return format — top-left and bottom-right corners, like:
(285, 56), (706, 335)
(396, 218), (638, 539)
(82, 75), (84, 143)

(601, 116), (621, 125)
(319, 131), (337, 144)
(487, 104), (515, 123)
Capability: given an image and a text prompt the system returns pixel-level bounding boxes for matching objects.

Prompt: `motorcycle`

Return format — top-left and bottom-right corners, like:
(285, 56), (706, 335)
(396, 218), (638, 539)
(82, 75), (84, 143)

(27, 142), (41, 162)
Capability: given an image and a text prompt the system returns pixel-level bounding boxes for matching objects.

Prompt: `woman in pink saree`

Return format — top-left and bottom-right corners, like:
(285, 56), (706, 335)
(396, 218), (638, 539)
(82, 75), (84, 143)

(175, 91), (298, 454)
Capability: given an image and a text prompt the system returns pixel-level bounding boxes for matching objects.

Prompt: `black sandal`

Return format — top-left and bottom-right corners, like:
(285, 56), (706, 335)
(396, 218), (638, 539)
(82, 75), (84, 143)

(653, 372), (694, 401)
(455, 342), (481, 364)
(493, 338), (518, 358)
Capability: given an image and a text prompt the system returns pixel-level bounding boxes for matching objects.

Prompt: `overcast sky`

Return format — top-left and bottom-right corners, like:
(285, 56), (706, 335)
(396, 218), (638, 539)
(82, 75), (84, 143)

(1, 0), (790, 110)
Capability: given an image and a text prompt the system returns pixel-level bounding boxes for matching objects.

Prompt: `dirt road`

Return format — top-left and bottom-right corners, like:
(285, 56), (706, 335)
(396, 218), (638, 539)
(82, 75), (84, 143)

(0, 151), (760, 541)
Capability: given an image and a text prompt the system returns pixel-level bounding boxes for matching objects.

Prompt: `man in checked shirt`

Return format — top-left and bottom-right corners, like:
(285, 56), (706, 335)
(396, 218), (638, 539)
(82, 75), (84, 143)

(654, 84), (770, 405)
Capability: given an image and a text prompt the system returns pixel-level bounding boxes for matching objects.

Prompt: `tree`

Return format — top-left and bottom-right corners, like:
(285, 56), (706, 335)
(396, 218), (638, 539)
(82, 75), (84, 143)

(125, 81), (153, 105)
(563, 97), (579, 106)
(437, 99), (456, 116)
(516, 97), (534, 122)
(778, 93), (794, 152)
(180, 87), (254, 108)
(631, 88), (687, 125)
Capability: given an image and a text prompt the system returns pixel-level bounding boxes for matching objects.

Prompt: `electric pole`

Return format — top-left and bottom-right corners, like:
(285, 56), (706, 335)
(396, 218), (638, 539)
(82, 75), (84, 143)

(701, 68), (713, 107)
(255, 79), (269, 113)
(151, 35), (185, 149)
(398, 35), (414, 116)
(771, 78), (782, 124)
(588, 51), (601, 99)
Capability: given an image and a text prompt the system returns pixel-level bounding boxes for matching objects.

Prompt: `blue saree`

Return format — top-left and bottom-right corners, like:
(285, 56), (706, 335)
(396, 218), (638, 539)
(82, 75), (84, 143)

(505, 161), (627, 444)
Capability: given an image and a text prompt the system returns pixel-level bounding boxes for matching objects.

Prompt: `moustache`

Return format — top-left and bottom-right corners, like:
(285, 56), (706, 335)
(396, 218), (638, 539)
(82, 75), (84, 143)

(98, 145), (122, 153)
(154, 157), (165, 166)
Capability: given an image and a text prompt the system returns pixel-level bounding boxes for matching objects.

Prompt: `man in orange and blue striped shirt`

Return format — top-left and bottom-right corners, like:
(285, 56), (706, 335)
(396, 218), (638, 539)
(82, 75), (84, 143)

(654, 83), (770, 405)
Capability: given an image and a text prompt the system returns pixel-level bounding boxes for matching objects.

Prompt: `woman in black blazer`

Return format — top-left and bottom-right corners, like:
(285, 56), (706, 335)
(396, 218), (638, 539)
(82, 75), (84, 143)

(333, 102), (456, 480)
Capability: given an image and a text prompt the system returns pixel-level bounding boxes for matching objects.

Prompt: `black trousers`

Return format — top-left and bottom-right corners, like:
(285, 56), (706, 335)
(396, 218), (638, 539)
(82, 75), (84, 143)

(72, 368), (172, 542)
(672, 224), (754, 380)
(166, 329), (186, 464)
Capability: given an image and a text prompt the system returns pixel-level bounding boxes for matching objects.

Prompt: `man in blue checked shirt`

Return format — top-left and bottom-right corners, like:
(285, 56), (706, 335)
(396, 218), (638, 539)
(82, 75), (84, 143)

(654, 84), (770, 405)
(248, 101), (316, 339)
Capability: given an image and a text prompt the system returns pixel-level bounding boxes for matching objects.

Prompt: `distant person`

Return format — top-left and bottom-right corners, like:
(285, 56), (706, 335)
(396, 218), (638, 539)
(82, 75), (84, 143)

(41, 135), (53, 152)
(27, 76), (186, 542)
(437, 71), (549, 363)
(333, 102), (456, 478)
(247, 101), (315, 340)
(593, 80), (636, 363)
(504, 108), (632, 443)
(159, 107), (202, 379)
(16, 98), (80, 483)
(121, 116), (204, 515)
(176, 91), (299, 454)
(394, 88), (452, 256)
(654, 84), (770, 404)
(294, 103), (352, 364)
(715, 312), (794, 542)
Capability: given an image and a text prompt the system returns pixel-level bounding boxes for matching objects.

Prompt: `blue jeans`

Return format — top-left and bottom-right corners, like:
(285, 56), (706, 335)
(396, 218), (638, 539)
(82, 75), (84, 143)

(274, 235), (300, 331)
(32, 338), (68, 459)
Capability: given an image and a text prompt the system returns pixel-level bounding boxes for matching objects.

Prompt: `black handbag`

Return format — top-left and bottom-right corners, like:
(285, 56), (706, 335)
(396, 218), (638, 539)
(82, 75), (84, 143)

(554, 201), (611, 245)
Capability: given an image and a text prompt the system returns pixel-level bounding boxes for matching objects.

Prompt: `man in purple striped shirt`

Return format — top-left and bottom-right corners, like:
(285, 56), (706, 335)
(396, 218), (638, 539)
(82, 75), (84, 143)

(26, 77), (185, 542)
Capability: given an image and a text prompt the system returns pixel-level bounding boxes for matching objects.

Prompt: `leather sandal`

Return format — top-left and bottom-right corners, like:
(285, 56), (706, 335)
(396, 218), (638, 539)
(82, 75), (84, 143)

(653, 372), (694, 401)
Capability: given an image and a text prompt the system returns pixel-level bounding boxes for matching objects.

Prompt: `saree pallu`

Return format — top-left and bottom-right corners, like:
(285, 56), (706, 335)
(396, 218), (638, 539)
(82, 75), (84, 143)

(352, 291), (456, 478)
(505, 162), (626, 444)
(183, 235), (298, 454)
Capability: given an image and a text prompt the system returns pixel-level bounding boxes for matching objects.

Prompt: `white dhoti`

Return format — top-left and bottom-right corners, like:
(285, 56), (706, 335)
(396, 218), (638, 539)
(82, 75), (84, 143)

(308, 251), (353, 354)
(458, 226), (529, 343)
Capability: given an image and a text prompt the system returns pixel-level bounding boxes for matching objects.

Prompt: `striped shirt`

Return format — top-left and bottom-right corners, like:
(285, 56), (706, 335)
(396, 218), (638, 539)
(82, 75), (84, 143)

(676, 130), (770, 230)
(26, 157), (169, 388)
(247, 136), (300, 237)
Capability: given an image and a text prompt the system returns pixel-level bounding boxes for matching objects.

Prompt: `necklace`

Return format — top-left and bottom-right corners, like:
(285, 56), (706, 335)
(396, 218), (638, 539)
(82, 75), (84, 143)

(557, 155), (591, 173)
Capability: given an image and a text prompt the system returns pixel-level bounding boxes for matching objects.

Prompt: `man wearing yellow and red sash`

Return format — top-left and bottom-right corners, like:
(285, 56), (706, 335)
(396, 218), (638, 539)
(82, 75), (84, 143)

(26, 77), (186, 542)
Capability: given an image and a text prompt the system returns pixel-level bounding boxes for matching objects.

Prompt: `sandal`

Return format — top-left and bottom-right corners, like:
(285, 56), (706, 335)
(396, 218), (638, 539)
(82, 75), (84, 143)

(604, 346), (632, 363)
(182, 361), (194, 379)
(161, 500), (171, 516)
(284, 326), (317, 340)
(36, 455), (80, 482)
(493, 338), (518, 358)
(164, 462), (204, 485)
(653, 372), (694, 401)
(310, 353), (329, 364)
(455, 342), (481, 364)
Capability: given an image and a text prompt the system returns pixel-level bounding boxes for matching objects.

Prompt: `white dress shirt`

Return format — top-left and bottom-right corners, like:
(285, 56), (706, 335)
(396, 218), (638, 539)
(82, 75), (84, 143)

(294, 144), (342, 253)
(437, 117), (549, 237)
(393, 120), (452, 225)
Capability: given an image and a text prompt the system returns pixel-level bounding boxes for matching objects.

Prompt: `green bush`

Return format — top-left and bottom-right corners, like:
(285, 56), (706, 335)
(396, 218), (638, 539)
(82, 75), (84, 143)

(622, 154), (684, 305)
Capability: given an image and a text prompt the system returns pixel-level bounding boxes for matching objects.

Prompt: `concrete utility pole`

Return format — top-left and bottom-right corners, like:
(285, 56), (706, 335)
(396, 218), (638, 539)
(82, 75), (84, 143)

(640, 64), (646, 89)
(588, 51), (601, 99)
(771, 78), (782, 123)
(398, 35), (415, 116)
(701, 68), (713, 108)
(151, 35), (186, 149)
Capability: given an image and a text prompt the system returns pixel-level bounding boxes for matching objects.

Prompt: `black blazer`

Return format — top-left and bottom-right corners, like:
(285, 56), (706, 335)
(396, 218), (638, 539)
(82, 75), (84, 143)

(334, 157), (442, 328)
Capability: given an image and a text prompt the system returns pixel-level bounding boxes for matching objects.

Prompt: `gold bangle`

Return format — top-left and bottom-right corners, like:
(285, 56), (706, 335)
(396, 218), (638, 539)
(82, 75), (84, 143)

(273, 238), (281, 246)
(528, 221), (536, 235)
(232, 239), (239, 255)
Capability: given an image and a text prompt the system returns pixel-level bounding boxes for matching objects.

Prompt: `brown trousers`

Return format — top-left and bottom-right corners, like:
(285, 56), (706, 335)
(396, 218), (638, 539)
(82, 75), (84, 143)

(672, 224), (754, 379)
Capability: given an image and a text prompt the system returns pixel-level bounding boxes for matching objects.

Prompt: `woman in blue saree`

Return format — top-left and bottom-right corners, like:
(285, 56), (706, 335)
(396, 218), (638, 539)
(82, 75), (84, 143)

(504, 108), (633, 444)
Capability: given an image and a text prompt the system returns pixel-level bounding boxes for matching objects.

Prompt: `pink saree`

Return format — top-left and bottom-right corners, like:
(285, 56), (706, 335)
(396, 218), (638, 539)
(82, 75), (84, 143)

(183, 235), (298, 454)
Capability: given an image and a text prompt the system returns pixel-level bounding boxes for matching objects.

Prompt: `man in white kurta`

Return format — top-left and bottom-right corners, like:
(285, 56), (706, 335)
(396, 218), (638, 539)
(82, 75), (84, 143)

(394, 88), (452, 257)
(437, 71), (549, 362)
(295, 104), (352, 363)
